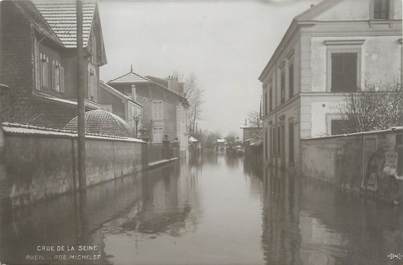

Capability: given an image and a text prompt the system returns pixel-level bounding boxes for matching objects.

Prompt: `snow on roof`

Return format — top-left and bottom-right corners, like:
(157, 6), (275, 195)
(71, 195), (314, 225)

(216, 139), (225, 143)
(32, 0), (97, 48)
(65, 109), (131, 137)
(2, 122), (145, 143)
(33, 91), (100, 110)
(304, 126), (403, 141)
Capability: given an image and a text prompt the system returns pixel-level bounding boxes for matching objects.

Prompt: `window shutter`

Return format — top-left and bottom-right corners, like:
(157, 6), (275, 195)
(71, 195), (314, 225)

(60, 66), (65, 93)
(331, 53), (357, 92)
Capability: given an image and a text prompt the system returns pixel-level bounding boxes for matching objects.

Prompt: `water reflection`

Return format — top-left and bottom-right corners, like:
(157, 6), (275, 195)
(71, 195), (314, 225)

(263, 168), (403, 265)
(0, 154), (402, 265)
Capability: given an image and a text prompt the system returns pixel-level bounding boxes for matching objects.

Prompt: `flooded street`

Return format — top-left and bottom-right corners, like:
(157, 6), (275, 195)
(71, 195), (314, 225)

(0, 154), (402, 265)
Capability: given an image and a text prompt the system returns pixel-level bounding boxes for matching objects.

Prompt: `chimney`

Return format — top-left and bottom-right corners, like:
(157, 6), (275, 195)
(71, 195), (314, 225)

(167, 76), (184, 96)
(131, 84), (137, 101)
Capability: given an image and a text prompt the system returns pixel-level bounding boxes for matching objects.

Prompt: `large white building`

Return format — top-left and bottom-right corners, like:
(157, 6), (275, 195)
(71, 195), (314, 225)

(259, 0), (402, 170)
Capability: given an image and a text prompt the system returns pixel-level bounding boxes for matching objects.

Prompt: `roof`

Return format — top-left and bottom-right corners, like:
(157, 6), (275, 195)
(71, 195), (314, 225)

(108, 71), (151, 84)
(216, 139), (225, 143)
(99, 81), (142, 107)
(11, 1), (62, 46)
(258, 0), (337, 81)
(64, 109), (131, 137)
(108, 70), (189, 104)
(32, 90), (99, 110)
(32, 0), (97, 48)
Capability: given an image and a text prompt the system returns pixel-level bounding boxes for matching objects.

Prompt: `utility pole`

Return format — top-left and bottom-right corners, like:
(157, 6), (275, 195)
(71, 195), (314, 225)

(76, 0), (86, 190)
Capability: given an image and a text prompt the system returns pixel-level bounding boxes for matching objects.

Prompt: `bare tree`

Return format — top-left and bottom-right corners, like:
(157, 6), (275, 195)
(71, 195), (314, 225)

(184, 74), (204, 136)
(340, 82), (402, 133)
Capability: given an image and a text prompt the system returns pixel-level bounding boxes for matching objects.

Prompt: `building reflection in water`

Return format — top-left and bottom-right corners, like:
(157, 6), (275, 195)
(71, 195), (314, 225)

(0, 160), (202, 265)
(262, 167), (403, 265)
(0, 153), (402, 265)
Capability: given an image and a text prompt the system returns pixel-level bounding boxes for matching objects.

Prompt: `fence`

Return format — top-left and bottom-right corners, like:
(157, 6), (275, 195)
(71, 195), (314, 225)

(301, 127), (403, 203)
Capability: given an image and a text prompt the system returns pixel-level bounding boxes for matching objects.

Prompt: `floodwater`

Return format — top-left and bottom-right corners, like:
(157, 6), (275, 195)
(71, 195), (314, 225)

(0, 153), (402, 265)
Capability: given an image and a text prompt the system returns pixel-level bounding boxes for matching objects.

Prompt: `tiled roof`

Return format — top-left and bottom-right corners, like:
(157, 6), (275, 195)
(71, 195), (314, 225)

(12, 1), (62, 45)
(65, 109), (130, 137)
(32, 0), (97, 48)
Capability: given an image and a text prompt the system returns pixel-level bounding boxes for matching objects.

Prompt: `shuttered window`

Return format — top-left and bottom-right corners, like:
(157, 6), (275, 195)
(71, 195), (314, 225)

(152, 100), (163, 120)
(40, 52), (50, 89)
(288, 62), (294, 98)
(280, 69), (286, 104)
(374, 0), (390, 19)
(331, 53), (358, 92)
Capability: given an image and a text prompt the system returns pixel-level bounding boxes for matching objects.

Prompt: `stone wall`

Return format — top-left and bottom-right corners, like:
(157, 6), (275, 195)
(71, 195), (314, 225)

(301, 128), (403, 203)
(0, 123), (146, 208)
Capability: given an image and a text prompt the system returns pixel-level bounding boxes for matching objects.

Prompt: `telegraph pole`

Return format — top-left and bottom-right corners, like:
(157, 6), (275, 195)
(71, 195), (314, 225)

(76, 0), (86, 190)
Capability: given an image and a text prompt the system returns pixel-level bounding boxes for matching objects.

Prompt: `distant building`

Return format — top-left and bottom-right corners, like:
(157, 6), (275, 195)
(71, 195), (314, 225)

(259, 0), (402, 169)
(98, 81), (143, 137)
(240, 126), (263, 144)
(216, 138), (226, 153)
(0, 0), (107, 128)
(108, 69), (189, 157)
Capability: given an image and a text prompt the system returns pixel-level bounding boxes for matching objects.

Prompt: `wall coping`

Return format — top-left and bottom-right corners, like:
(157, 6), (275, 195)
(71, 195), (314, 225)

(302, 127), (403, 141)
(1, 122), (146, 144)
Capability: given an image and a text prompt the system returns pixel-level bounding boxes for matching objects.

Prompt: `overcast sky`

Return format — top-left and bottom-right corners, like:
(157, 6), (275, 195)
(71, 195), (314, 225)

(98, 0), (320, 136)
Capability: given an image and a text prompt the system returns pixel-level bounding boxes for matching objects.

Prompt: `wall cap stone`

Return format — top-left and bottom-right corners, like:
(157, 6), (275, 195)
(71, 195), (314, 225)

(1, 122), (146, 144)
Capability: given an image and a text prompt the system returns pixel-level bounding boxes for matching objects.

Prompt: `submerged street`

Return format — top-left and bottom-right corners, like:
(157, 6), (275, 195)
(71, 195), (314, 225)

(0, 154), (402, 265)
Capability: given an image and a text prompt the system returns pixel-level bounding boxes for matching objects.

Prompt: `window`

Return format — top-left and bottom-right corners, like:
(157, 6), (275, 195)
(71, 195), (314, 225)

(331, 53), (358, 92)
(152, 127), (164, 143)
(280, 123), (285, 167)
(331, 119), (350, 135)
(373, 0), (390, 19)
(88, 64), (97, 101)
(269, 86), (273, 111)
(288, 62), (294, 98)
(288, 121), (294, 165)
(152, 100), (163, 120)
(40, 52), (50, 89)
(273, 127), (277, 157)
(280, 69), (286, 104)
(38, 50), (64, 93)
(277, 126), (281, 156)
(270, 127), (274, 157)
(52, 60), (63, 92)
(60, 65), (65, 93)
(265, 128), (268, 160)
(264, 91), (267, 115)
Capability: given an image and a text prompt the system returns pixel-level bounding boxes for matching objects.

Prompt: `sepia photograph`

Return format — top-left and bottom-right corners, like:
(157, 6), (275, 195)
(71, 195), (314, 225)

(0, 0), (402, 264)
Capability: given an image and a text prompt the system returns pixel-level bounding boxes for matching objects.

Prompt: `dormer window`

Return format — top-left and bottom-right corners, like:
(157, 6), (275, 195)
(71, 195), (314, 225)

(373, 0), (390, 20)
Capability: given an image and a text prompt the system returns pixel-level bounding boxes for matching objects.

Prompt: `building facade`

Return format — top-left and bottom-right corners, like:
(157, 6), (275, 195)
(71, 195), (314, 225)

(0, 0), (107, 128)
(108, 70), (189, 156)
(259, 0), (402, 170)
(98, 81), (143, 137)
